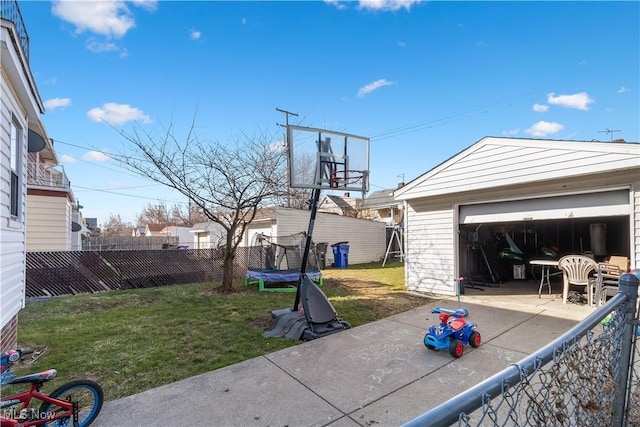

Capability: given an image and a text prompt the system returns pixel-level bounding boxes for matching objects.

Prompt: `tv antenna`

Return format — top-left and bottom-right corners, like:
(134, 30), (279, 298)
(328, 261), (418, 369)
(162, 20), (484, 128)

(598, 128), (621, 141)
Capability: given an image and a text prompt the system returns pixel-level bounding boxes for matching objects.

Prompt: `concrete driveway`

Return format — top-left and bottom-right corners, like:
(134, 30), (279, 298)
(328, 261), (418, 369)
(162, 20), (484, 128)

(92, 283), (595, 427)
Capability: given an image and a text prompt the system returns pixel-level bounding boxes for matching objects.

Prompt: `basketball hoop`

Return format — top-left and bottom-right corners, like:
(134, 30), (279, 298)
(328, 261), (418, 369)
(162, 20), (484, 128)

(330, 170), (365, 189)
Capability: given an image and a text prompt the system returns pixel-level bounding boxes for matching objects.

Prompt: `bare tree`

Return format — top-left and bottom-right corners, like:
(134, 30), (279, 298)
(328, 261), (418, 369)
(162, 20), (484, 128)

(136, 201), (207, 227)
(135, 201), (172, 226)
(112, 124), (286, 291)
(101, 213), (133, 236)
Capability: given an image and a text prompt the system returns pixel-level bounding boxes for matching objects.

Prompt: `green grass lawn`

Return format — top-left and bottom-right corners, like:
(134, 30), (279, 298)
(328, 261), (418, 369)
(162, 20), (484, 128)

(11, 262), (429, 401)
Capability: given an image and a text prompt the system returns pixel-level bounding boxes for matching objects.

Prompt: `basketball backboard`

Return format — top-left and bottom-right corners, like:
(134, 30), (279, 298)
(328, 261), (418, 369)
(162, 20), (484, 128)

(287, 125), (370, 192)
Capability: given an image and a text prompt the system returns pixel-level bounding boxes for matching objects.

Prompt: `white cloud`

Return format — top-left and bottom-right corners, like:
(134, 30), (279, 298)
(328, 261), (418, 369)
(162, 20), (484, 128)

(397, 41), (406, 48)
(86, 38), (120, 53)
(502, 129), (519, 136)
(525, 121), (564, 137)
(83, 151), (110, 162)
(357, 79), (396, 98)
(190, 29), (201, 40)
(52, 1), (136, 38)
(324, 0), (347, 10)
(617, 86), (630, 94)
(87, 102), (152, 125)
(532, 103), (549, 113)
(44, 97), (72, 110)
(547, 92), (594, 110)
(60, 154), (76, 163)
(52, 1), (156, 55)
(242, 17), (247, 25)
(358, 0), (422, 11)
(129, 0), (158, 12)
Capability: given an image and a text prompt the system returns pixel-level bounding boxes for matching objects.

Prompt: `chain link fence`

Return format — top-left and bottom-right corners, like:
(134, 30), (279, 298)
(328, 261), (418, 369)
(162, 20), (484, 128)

(403, 273), (640, 427)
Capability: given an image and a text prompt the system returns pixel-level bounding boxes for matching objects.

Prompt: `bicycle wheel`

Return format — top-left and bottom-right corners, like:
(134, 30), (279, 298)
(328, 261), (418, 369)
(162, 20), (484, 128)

(38, 379), (103, 427)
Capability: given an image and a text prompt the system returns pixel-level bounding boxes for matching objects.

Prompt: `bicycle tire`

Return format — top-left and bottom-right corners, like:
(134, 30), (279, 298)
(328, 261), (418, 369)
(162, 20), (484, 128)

(38, 379), (103, 427)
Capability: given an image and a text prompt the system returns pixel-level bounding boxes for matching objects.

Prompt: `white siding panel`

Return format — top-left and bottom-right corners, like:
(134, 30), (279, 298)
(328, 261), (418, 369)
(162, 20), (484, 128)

(0, 251), (26, 327)
(26, 194), (72, 251)
(1, 78), (28, 329)
(405, 202), (456, 296)
(397, 138), (640, 201)
(460, 190), (630, 223)
(633, 182), (640, 271)
(242, 224), (274, 247)
(274, 209), (386, 265)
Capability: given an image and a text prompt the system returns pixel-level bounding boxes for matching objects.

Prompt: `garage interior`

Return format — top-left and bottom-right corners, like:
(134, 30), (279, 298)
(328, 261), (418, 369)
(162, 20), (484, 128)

(458, 215), (630, 289)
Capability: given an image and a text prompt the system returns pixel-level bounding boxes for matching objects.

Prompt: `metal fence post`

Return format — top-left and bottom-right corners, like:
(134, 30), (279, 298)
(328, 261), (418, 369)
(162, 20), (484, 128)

(615, 272), (640, 425)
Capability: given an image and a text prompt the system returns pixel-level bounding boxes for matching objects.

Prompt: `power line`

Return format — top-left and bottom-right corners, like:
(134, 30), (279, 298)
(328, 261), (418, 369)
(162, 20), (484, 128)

(73, 184), (185, 204)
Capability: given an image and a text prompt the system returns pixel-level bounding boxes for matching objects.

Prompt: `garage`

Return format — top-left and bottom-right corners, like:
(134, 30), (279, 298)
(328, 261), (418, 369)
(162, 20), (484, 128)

(459, 190), (631, 284)
(395, 137), (639, 296)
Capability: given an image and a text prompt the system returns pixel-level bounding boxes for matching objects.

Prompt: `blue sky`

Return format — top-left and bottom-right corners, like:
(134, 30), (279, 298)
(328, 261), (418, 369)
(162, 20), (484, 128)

(20, 0), (640, 225)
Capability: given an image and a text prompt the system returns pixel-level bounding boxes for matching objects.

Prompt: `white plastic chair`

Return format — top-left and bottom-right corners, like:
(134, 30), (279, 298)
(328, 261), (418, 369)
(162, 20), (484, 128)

(558, 255), (598, 306)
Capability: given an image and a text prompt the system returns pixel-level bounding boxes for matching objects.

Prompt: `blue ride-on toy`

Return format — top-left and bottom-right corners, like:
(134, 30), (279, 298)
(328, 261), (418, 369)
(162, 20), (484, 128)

(424, 308), (481, 358)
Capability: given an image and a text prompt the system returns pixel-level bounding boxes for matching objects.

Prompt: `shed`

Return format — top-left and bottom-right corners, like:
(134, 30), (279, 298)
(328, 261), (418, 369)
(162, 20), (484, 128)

(240, 206), (386, 265)
(395, 137), (640, 296)
(190, 222), (226, 249)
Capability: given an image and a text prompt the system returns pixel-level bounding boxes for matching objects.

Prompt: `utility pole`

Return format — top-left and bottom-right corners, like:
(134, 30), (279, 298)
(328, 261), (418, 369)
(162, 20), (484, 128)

(276, 107), (298, 208)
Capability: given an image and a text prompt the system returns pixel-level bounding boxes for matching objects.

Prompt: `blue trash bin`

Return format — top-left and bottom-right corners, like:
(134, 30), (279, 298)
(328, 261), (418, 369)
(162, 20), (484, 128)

(331, 242), (349, 268)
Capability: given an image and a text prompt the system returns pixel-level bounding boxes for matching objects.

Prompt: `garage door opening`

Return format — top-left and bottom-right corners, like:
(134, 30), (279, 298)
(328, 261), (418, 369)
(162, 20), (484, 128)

(459, 215), (630, 285)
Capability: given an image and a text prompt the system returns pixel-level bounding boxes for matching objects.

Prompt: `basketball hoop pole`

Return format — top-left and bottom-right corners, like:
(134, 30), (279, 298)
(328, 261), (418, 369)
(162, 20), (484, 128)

(293, 186), (321, 310)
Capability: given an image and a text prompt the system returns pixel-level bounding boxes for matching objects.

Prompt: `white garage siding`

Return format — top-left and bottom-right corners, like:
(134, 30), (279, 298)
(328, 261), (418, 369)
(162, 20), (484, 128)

(634, 183), (640, 270)
(242, 207), (386, 265)
(396, 137), (640, 296)
(397, 138), (640, 201)
(404, 201), (456, 296)
(459, 189), (631, 224)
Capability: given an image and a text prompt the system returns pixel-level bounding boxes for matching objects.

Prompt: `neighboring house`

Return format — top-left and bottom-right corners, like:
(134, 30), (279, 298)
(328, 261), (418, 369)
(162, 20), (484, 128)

(361, 183), (405, 226)
(160, 225), (194, 249)
(190, 222), (226, 249)
(1, 1), (48, 350)
(132, 226), (146, 236)
(317, 193), (360, 217)
(132, 223), (166, 237)
(239, 206), (386, 265)
(395, 137), (640, 296)
(70, 205), (91, 251)
(85, 217), (98, 231)
(25, 137), (79, 251)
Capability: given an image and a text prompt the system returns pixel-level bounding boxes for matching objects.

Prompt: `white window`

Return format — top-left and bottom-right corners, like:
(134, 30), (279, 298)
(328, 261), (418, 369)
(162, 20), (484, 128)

(10, 120), (21, 217)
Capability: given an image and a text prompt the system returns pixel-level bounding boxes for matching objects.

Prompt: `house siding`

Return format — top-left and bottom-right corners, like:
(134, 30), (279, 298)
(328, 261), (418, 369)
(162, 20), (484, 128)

(2, 8), (48, 348)
(0, 80), (28, 335)
(404, 201), (456, 295)
(634, 182), (640, 271)
(26, 193), (72, 251)
(397, 138), (640, 201)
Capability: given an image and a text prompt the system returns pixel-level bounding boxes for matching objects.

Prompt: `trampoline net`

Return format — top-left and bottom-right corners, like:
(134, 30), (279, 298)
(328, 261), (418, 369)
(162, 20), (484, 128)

(247, 232), (319, 271)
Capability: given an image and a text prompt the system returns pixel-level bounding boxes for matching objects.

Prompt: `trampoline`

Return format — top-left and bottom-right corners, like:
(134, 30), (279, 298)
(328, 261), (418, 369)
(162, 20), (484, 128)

(245, 232), (323, 292)
(244, 269), (323, 292)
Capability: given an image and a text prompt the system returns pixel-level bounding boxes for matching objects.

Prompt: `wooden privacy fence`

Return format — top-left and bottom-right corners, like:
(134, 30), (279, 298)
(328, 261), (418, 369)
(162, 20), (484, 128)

(25, 248), (250, 298)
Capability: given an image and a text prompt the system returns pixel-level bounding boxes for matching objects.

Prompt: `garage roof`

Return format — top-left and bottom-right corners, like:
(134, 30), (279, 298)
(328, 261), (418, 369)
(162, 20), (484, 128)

(395, 137), (640, 201)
